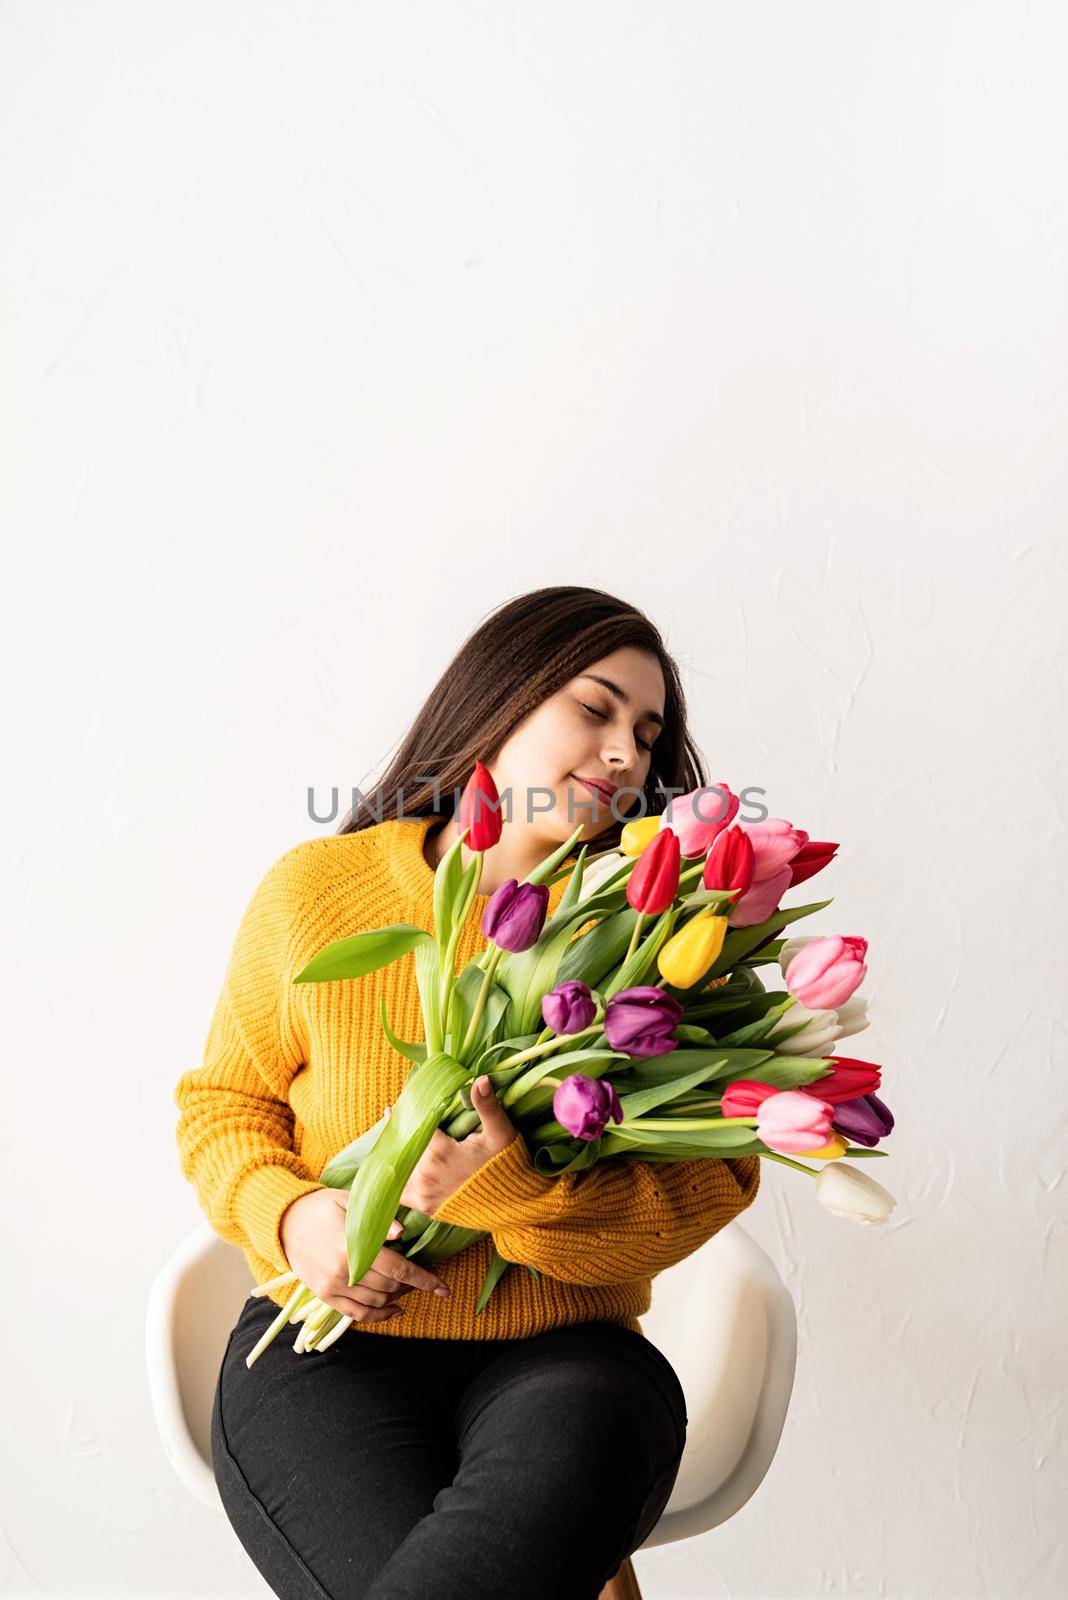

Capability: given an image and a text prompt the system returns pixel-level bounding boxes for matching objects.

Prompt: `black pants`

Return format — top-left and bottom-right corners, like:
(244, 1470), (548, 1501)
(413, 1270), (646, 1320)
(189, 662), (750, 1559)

(211, 1292), (689, 1600)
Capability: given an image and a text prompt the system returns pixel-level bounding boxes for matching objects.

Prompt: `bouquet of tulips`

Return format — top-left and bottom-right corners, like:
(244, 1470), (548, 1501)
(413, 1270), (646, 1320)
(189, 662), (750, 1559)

(245, 764), (897, 1367)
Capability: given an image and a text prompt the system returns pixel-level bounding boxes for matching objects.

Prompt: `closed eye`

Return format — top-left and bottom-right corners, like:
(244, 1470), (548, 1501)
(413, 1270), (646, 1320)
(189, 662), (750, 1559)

(579, 702), (656, 754)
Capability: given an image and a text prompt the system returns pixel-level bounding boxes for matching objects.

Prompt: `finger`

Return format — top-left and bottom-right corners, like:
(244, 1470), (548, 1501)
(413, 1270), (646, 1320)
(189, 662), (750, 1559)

(323, 1285), (401, 1317)
(387, 1218), (403, 1239)
(376, 1249), (451, 1297)
(360, 1267), (414, 1298)
(472, 1074), (514, 1134)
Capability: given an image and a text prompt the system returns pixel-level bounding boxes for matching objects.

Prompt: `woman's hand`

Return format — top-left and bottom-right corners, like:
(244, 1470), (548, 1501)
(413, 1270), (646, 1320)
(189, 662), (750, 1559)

(394, 1075), (520, 1216)
(279, 1189), (451, 1323)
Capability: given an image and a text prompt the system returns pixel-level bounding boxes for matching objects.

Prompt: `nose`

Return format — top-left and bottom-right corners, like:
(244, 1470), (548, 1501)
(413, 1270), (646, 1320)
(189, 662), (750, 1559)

(600, 729), (643, 773)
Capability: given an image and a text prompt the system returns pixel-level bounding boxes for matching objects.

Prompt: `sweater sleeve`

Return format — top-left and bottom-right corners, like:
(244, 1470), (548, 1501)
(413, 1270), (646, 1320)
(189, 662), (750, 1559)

(173, 848), (324, 1276)
(429, 1133), (761, 1287)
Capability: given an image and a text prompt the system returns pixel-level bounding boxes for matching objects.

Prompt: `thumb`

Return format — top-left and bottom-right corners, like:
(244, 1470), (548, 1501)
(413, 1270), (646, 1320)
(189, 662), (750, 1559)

(472, 1074), (512, 1131)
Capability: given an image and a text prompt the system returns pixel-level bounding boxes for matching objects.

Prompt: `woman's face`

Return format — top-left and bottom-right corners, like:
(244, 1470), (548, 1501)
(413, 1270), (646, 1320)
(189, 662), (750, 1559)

(487, 646), (668, 846)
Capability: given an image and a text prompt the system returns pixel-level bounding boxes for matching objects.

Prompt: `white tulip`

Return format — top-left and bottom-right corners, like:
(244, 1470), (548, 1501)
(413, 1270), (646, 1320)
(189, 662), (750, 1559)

(576, 852), (629, 903)
(815, 1162), (897, 1225)
(766, 1002), (840, 1054)
(832, 996), (870, 1039)
(767, 995), (869, 1054)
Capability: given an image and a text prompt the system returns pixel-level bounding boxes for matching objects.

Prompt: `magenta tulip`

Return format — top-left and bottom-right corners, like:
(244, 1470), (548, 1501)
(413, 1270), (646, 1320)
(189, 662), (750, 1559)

(831, 1091), (894, 1147)
(553, 1075), (624, 1141)
(603, 986), (683, 1058)
(481, 879), (550, 952)
(541, 980), (597, 1035)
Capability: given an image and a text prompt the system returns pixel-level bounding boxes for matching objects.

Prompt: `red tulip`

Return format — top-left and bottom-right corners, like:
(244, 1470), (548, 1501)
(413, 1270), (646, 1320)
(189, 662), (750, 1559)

(626, 827), (680, 915)
(458, 760), (503, 851)
(720, 1078), (779, 1117)
(799, 1056), (881, 1105)
(789, 840), (839, 887)
(702, 825), (756, 897)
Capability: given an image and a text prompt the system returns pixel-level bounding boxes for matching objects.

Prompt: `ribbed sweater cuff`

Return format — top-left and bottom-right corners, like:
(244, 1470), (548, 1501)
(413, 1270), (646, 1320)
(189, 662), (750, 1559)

(430, 1134), (557, 1232)
(233, 1163), (324, 1275)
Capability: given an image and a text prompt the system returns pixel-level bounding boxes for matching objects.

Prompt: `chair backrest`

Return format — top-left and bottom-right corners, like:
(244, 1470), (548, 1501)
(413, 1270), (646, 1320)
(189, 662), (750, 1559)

(146, 1223), (253, 1512)
(147, 1219), (796, 1540)
(636, 1222), (797, 1546)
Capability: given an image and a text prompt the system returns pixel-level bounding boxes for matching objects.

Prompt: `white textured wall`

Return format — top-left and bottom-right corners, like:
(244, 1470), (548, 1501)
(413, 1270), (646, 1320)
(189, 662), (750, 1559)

(2, 2), (1065, 1596)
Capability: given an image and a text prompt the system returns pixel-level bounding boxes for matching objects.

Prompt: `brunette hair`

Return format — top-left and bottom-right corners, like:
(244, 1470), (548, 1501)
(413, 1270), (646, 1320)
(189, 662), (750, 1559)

(337, 585), (708, 855)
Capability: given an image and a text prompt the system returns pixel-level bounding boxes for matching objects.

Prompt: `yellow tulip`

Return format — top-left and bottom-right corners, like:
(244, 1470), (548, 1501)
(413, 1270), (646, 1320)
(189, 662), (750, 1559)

(796, 1132), (848, 1160)
(620, 815), (662, 857)
(656, 909), (728, 988)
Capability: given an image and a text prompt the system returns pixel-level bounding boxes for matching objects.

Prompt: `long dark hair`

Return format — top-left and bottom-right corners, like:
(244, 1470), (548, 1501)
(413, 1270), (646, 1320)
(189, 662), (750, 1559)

(337, 585), (708, 856)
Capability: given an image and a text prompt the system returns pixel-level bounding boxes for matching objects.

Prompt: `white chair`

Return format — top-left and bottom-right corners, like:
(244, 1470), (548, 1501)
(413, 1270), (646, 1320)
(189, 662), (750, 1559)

(147, 1221), (796, 1594)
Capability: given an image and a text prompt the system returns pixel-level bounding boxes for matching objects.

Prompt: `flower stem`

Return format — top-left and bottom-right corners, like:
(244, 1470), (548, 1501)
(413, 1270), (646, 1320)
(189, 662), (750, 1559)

(759, 1150), (820, 1178)
(460, 944), (504, 1058)
(625, 910), (647, 962)
(245, 1284), (313, 1369)
(618, 1115), (758, 1132)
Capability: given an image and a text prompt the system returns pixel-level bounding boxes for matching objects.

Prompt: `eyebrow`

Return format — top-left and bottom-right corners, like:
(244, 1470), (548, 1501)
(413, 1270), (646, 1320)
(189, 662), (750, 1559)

(577, 674), (666, 728)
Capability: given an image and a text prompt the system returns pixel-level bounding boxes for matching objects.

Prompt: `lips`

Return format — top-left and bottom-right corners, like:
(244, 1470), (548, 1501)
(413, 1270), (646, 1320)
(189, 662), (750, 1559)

(571, 774), (618, 803)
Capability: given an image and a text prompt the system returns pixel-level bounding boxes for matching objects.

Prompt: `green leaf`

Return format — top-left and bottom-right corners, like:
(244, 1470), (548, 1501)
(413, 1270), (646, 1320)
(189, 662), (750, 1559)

(718, 996), (798, 1048)
(403, 1219), (445, 1257)
(343, 1051), (471, 1285)
(838, 1147), (889, 1159)
(615, 1046), (775, 1089)
(707, 899), (833, 980)
(445, 962), (511, 1060)
(318, 1113), (390, 1188)
(496, 915), (593, 1035)
(615, 1059), (740, 1120)
(414, 935), (445, 1055)
(432, 828), (468, 956)
(554, 845), (589, 915)
(475, 1247), (515, 1314)
(531, 1137), (605, 1174)
(677, 887), (740, 910)
(555, 904), (641, 989)
(294, 923), (434, 983)
(521, 824), (586, 886)
(602, 905), (679, 998)
(379, 997), (428, 1063)
(503, 1046), (630, 1116)
(718, 1056), (833, 1092)
(602, 1126), (765, 1157)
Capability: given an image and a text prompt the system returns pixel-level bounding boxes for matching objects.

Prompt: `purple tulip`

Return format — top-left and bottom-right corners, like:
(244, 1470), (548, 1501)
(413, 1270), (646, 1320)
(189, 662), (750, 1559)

(481, 878), (550, 953)
(831, 1091), (895, 1148)
(553, 1075), (625, 1141)
(603, 985), (683, 1059)
(542, 980), (598, 1035)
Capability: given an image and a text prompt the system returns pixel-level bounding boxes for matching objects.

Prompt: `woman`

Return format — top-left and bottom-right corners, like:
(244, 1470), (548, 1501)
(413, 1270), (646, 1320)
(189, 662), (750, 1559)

(174, 585), (762, 1600)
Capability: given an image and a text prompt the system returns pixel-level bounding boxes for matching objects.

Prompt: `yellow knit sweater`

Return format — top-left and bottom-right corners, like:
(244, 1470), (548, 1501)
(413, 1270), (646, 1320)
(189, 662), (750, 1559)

(174, 817), (761, 1340)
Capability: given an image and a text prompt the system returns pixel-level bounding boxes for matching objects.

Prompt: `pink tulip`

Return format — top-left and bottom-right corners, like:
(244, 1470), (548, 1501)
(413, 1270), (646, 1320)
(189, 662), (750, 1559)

(739, 818), (810, 880)
(756, 1089), (835, 1155)
(660, 783), (739, 859)
(785, 936), (868, 1010)
(729, 866), (792, 928)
